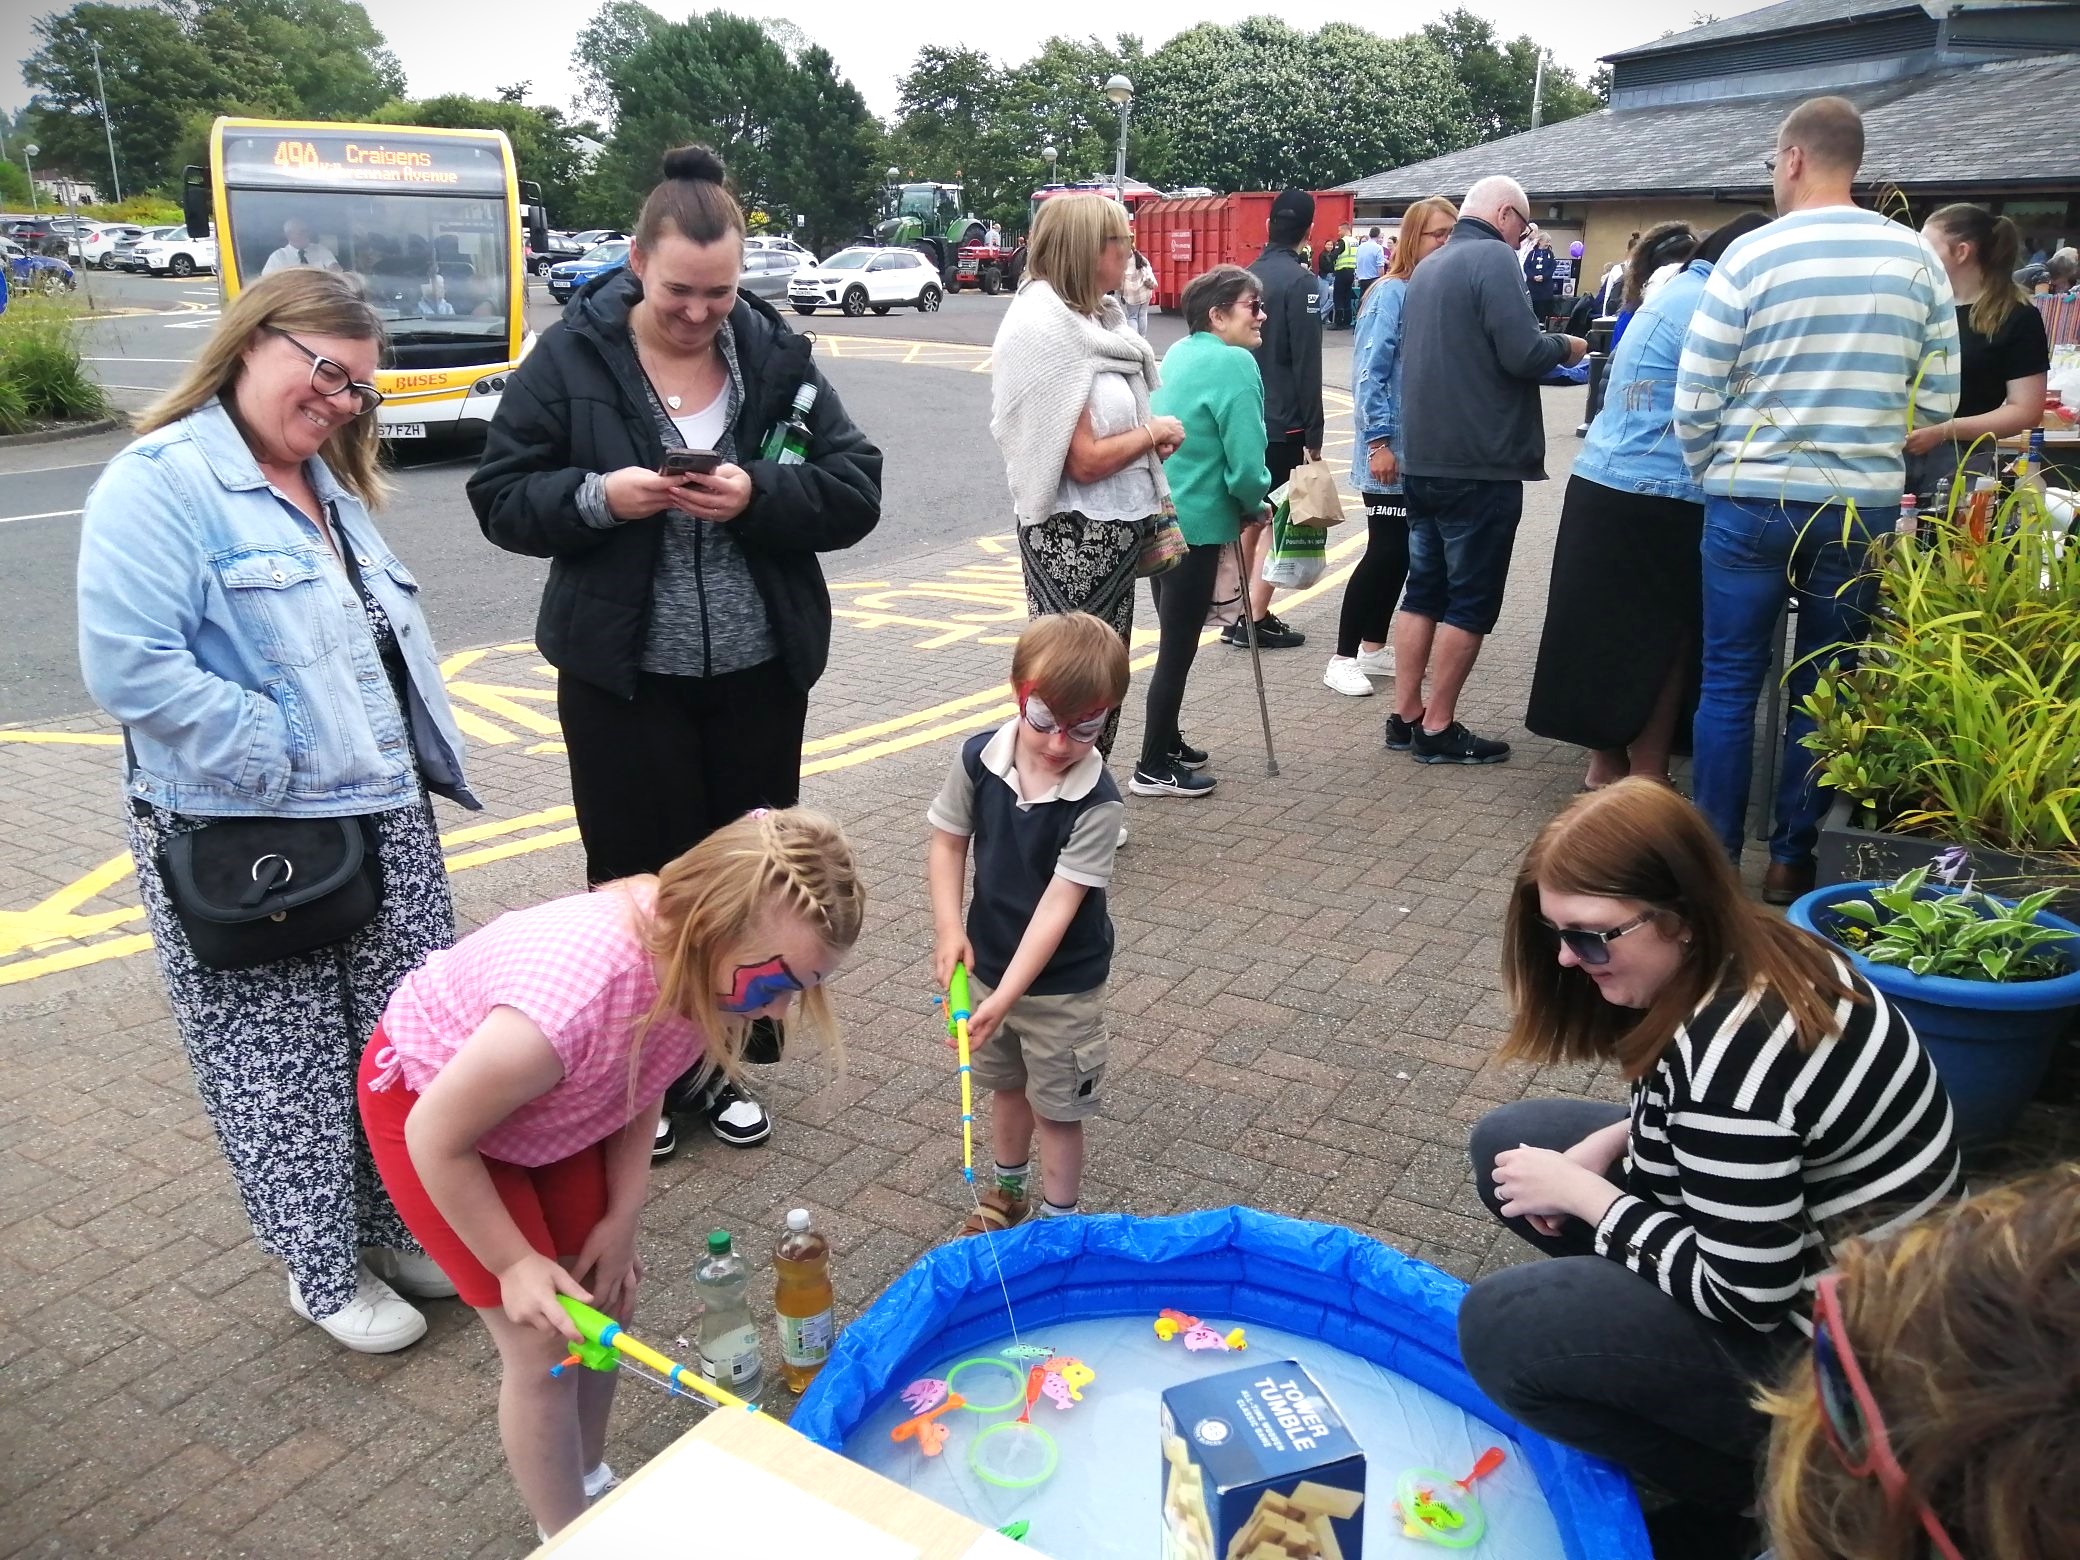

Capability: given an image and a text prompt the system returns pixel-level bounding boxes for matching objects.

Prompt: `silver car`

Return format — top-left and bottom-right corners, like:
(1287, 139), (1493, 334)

(739, 248), (807, 301)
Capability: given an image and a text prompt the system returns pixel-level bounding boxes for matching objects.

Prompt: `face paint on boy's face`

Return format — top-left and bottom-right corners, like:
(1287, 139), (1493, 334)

(720, 955), (805, 1014)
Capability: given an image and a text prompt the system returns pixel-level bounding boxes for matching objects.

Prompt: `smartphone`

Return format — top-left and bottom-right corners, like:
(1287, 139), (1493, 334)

(659, 448), (722, 478)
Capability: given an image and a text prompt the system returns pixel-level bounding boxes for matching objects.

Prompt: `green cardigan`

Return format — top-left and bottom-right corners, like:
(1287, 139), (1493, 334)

(1151, 331), (1274, 546)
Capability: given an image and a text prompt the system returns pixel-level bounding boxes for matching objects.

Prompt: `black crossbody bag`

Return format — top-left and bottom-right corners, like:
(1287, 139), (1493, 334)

(133, 507), (385, 970)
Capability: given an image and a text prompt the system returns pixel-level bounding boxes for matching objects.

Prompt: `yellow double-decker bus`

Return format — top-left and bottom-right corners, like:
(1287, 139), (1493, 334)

(184, 117), (548, 442)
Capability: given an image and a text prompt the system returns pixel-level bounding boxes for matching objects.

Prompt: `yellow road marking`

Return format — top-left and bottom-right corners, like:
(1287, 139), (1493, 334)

(0, 731), (123, 745)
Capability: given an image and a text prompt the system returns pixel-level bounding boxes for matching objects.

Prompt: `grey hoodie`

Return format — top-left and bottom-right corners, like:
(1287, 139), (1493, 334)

(1400, 216), (1570, 483)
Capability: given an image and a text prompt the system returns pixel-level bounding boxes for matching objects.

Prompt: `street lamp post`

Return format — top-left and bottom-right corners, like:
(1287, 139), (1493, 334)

(1042, 144), (1058, 188)
(1104, 75), (1133, 203)
(90, 37), (122, 205)
(22, 143), (39, 218)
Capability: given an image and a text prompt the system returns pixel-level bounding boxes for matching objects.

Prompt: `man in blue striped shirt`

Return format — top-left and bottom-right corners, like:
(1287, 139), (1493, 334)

(1673, 96), (1958, 903)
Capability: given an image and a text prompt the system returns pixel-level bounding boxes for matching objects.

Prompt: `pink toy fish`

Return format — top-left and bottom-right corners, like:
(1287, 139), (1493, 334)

(1181, 1324), (1229, 1351)
(899, 1378), (949, 1415)
(1045, 1356), (1096, 1399)
(1038, 1373), (1077, 1412)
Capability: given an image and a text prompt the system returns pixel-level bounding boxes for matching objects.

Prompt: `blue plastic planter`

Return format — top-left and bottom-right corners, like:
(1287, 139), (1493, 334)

(1788, 881), (2080, 1144)
(792, 1207), (1649, 1560)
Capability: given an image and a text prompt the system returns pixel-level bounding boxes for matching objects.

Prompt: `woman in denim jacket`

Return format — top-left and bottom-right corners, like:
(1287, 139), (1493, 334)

(1323, 196), (1457, 700)
(77, 270), (478, 1355)
(1526, 214), (1768, 788)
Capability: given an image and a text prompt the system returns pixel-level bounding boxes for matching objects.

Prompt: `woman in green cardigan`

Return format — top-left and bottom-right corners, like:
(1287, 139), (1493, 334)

(1132, 265), (1275, 799)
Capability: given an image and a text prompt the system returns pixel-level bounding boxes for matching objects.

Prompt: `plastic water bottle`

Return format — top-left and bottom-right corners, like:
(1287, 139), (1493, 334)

(760, 382), (818, 465)
(774, 1207), (835, 1393)
(694, 1229), (762, 1401)
(1895, 492), (1919, 538)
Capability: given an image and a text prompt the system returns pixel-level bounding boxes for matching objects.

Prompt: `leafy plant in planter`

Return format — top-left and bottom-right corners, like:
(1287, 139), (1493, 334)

(1801, 505), (2080, 863)
(1826, 866), (2072, 982)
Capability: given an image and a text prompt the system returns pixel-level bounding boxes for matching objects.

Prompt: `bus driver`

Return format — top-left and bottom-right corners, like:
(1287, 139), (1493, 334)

(262, 218), (341, 275)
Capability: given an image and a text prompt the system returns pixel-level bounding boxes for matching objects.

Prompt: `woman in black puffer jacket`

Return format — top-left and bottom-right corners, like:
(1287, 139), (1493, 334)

(470, 145), (881, 1153)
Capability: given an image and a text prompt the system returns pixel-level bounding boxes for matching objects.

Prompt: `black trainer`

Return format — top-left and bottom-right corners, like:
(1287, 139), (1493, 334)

(1410, 721), (1511, 765)
(1168, 738), (1209, 771)
(1129, 758), (1217, 798)
(1224, 614), (1305, 649)
(1383, 711), (1422, 751)
(698, 1073), (773, 1146)
(651, 1114), (678, 1162)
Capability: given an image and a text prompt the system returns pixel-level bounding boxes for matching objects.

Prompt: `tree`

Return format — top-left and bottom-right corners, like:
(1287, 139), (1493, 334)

(1422, 10), (1602, 143)
(371, 94), (611, 229)
(1136, 20), (1469, 193)
(24, 4), (222, 192)
(184, 0), (404, 121)
(772, 45), (881, 252)
(0, 160), (31, 207)
(571, 0), (667, 120)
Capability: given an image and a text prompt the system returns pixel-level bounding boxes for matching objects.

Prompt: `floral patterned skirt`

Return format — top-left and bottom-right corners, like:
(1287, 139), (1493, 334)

(1018, 511), (1147, 755)
(125, 796), (456, 1318)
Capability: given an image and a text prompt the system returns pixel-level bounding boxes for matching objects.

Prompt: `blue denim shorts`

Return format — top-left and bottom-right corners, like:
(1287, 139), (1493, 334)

(1399, 475), (1525, 634)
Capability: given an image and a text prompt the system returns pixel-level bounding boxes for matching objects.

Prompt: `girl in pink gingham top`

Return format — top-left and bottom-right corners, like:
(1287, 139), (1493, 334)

(357, 808), (864, 1539)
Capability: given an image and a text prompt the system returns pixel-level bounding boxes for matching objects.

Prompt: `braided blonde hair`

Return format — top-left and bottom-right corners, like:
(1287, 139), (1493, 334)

(627, 807), (864, 1098)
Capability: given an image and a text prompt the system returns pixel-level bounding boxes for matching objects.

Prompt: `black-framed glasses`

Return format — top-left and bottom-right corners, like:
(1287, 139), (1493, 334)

(1764, 152), (1780, 173)
(1538, 908), (1658, 967)
(1502, 205), (1530, 232)
(267, 326), (384, 416)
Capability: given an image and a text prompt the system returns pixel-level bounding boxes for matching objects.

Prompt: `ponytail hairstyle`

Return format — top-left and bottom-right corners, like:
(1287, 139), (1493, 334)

(1624, 221), (1698, 311)
(627, 807), (865, 1099)
(635, 144), (747, 252)
(1926, 202), (2027, 338)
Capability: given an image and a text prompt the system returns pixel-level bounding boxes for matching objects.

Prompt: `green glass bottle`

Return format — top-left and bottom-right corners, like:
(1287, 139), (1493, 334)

(761, 381), (819, 465)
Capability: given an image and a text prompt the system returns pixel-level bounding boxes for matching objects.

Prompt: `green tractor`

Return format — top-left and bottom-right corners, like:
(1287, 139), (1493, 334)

(876, 181), (988, 284)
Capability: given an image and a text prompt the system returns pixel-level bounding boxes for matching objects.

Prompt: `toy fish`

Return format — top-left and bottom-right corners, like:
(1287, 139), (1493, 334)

(910, 1417), (951, 1456)
(1045, 1357), (1095, 1398)
(1153, 1308), (1199, 1341)
(899, 1378), (949, 1415)
(891, 1390), (966, 1456)
(1038, 1373), (1077, 1412)
(1001, 1344), (1055, 1361)
(1181, 1324), (1232, 1351)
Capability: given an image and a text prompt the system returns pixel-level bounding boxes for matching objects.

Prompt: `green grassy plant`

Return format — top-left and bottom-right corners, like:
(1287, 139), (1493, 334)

(1802, 496), (2080, 862)
(0, 295), (109, 434)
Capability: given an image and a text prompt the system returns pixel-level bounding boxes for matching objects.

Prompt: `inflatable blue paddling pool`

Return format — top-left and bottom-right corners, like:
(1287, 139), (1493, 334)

(793, 1207), (1650, 1559)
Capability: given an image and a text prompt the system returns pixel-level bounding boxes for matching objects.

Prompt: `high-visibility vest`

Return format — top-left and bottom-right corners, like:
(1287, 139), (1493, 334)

(1333, 242), (1357, 273)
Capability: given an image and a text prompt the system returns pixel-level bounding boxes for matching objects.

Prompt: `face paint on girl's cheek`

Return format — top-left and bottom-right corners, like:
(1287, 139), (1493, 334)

(721, 955), (805, 1013)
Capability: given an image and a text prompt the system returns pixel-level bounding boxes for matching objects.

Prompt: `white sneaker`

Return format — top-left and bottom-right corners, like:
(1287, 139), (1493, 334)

(1353, 644), (1395, 677)
(363, 1246), (458, 1299)
(1116, 822), (1129, 848)
(1323, 657), (1375, 697)
(289, 1267), (428, 1353)
(583, 1462), (619, 1501)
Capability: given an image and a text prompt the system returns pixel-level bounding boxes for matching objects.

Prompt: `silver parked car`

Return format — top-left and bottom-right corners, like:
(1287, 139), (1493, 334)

(738, 247), (807, 301)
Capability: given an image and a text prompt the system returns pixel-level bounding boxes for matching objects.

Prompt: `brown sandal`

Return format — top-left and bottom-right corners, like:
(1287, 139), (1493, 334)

(957, 1185), (1029, 1238)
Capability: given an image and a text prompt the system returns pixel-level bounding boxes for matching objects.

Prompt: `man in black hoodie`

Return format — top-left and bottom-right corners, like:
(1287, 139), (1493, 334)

(1230, 187), (1325, 650)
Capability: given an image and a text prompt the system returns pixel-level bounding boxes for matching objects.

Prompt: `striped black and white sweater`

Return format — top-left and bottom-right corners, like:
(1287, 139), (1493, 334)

(1594, 959), (1963, 1335)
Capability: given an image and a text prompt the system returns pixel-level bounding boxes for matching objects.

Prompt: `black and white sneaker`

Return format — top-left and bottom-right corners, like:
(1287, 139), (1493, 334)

(1410, 721), (1511, 765)
(699, 1074), (773, 1146)
(1383, 711), (1422, 751)
(1130, 759), (1217, 798)
(1168, 738), (1209, 771)
(651, 1115), (678, 1161)
(1222, 614), (1305, 649)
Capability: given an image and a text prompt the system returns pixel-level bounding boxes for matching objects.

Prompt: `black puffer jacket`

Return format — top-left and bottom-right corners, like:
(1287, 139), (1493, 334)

(468, 269), (882, 699)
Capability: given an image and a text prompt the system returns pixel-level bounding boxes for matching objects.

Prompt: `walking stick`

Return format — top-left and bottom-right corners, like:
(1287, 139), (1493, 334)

(1233, 538), (1280, 777)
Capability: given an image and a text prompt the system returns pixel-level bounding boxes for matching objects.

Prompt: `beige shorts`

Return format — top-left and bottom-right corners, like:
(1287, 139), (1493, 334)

(967, 977), (1108, 1122)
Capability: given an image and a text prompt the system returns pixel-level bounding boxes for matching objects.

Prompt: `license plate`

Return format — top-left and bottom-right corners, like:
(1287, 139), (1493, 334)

(387, 423), (427, 439)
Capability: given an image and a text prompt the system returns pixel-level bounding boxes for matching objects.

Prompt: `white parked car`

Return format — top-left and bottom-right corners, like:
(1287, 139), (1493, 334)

(128, 229), (219, 278)
(72, 224), (144, 269)
(787, 247), (941, 317)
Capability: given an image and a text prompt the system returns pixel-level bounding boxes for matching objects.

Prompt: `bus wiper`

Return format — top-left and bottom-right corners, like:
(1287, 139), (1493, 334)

(389, 326), (505, 342)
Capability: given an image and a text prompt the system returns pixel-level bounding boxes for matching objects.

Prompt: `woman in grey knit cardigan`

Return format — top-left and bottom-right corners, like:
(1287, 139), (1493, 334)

(990, 194), (1183, 754)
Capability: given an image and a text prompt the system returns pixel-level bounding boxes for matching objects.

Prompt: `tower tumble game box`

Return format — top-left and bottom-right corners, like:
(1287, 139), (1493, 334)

(1160, 1360), (1366, 1560)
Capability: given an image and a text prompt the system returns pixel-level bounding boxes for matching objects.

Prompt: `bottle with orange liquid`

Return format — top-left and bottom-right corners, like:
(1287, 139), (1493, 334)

(1963, 475), (1998, 543)
(774, 1207), (835, 1393)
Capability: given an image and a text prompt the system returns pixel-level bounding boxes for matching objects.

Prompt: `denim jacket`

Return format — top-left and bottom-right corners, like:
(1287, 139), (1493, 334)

(1347, 275), (1407, 495)
(1573, 259), (1711, 503)
(78, 401), (479, 817)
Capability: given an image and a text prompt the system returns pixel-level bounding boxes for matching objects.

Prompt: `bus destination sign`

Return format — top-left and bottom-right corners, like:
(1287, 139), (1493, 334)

(221, 131), (508, 195)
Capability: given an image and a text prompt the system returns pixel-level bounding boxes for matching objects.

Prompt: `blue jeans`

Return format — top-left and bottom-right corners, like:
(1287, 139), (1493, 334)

(1691, 495), (1893, 865)
(1399, 475), (1524, 634)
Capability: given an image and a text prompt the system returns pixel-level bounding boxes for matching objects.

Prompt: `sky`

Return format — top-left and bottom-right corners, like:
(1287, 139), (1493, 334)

(4, 0), (1771, 122)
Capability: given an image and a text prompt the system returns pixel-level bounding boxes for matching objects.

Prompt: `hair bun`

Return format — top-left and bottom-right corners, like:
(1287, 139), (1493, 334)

(661, 145), (727, 185)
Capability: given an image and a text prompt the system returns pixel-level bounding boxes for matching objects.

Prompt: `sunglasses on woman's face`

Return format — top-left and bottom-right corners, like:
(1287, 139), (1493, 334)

(1811, 1274), (1966, 1560)
(268, 326), (384, 416)
(1537, 908), (1657, 966)
(1016, 688), (1108, 744)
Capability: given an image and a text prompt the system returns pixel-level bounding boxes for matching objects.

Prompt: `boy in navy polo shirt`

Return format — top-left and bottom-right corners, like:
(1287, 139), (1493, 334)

(928, 613), (1130, 1233)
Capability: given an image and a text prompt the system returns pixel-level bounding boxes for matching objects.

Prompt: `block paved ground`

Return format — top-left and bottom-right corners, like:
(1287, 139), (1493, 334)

(3, 388), (2071, 1560)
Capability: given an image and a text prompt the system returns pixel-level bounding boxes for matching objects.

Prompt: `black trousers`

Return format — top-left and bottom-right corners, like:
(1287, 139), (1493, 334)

(1457, 1099), (1797, 1512)
(557, 659), (808, 886)
(1335, 493), (1410, 657)
(1140, 542), (1225, 769)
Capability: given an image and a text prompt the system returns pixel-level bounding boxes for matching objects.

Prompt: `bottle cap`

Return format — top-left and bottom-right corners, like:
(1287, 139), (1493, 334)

(786, 1208), (812, 1232)
(707, 1229), (732, 1256)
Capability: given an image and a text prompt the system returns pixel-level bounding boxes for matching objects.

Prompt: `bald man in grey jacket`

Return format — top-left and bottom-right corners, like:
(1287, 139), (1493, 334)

(1389, 175), (1586, 766)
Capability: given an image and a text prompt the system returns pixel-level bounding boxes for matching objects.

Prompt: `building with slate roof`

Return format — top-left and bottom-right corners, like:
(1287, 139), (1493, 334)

(1342, 0), (2080, 287)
